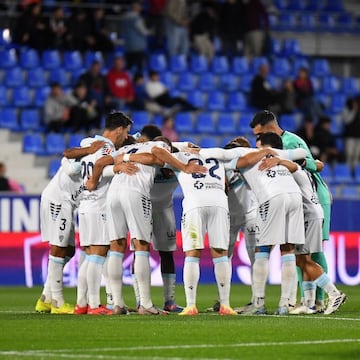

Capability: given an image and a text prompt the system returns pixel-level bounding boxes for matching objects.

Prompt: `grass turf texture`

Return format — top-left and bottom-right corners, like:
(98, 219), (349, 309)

(0, 285), (359, 360)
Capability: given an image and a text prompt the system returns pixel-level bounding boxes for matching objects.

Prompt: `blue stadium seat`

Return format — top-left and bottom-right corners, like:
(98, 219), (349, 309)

(324, 0), (344, 12)
(186, 90), (205, 108)
(238, 113), (253, 134)
(268, 38), (282, 56)
(41, 50), (61, 70)
(341, 77), (359, 96)
(179, 135), (199, 146)
(169, 55), (188, 73)
(292, 58), (310, 76)
(19, 49), (40, 69)
(68, 133), (85, 148)
(131, 111), (151, 132)
(321, 76), (340, 95)
(149, 53), (167, 73)
(34, 87), (50, 107)
(0, 85), (9, 106)
(27, 67), (47, 88)
(211, 56), (229, 75)
(174, 112), (194, 133)
(298, 14), (317, 32)
(340, 186), (358, 199)
(217, 112), (237, 134)
(207, 91), (226, 111)
(320, 164), (333, 184)
(12, 86), (32, 107)
(328, 94), (346, 113)
(329, 115), (344, 136)
(190, 55), (208, 74)
(48, 158), (62, 178)
(281, 39), (302, 57)
(354, 165), (360, 184)
(4, 67), (24, 88)
(279, 114), (299, 132)
(238, 74), (253, 93)
(84, 51), (104, 68)
(287, 0), (307, 11)
(277, 13), (297, 31)
(318, 14), (336, 32)
(0, 49), (17, 68)
(196, 112), (216, 133)
(159, 71), (175, 89)
(0, 107), (21, 131)
(63, 50), (83, 71)
(311, 59), (330, 77)
(198, 73), (217, 92)
(20, 109), (42, 131)
(305, 0), (325, 11)
(45, 133), (66, 155)
(219, 73), (239, 92)
(273, 0), (287, 11)
(335, 13), (353, 33)
(48, 68), (70, 87)
(23, 133), (45, 154)
(177, 72), (197, 92)
(310, 76), (321, 92)
(232, 57), (249, 75)
(271, 57), (291, 77)
(227, 92), (247, 111)
(333, 163), (353, 184)
(251, 57), (269, 73)
(199, 136), (219, 148)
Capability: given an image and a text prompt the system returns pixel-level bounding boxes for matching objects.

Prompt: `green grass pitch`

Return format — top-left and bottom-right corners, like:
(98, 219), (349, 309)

(1, 284), (359, 360)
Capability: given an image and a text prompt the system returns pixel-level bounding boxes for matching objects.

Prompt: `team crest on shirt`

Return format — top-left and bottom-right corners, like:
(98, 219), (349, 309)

(194, 180), (204, 189)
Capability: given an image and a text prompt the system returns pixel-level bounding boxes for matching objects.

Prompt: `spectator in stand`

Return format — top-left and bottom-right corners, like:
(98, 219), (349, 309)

(161, 116), (179, 142)
(242, 0), (269, 59)
(190, 2), (217, 62)
(342, 96), (360, 174)
(49, 6), (67, 50)
(217, 0), (245, 57)
(296, 116), (320, 159)
(250, 62), (282, 114)
(0, 162), (24, 193)
(147, 0), (166, 51)
(106, 55), (136, 110)
(90, 7), (115, 53)
(313, 116), (340, 165)
(13, 2), (49, 51)
(44, 82), (77, 133)
(280, 78), (296, 114)
(120, 2), (150, 72)
(294, 67), (324, 120)
(164, 0), (190, 56)
(145, 70), (198, 112)
(79, 60), (112, 115)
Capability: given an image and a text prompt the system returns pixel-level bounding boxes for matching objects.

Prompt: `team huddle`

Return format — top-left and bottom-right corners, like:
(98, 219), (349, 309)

(35, 110), (347, 316)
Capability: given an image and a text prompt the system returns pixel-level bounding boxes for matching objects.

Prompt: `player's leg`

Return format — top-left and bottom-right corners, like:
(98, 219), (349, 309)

(102, 256), (113, 310)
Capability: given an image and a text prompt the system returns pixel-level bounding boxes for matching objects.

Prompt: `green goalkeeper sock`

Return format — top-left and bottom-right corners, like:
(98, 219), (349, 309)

(296, 266), (304, 299)
(311, 252), (328, 301)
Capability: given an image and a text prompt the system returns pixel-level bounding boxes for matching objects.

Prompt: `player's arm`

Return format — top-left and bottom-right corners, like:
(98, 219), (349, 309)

(63, 140), (105, 159)
(61, 157), (81, 176)
(275, 148), (307, 161)
(235, 148), (279, 168)
(198, 147), (259, 161)
(86, 155), (114, 191)
(151, 146), (207, 174)
(258, 157), (298, 173)
(315, 159), (324, 172)
(116, 152), (164, 166)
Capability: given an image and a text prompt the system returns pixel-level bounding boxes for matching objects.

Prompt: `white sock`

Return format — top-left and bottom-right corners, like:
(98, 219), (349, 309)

(252, 252), (269, 307)
(314, 273), (340, 297)
(78, 250), (86, 268)
(108, 251), (124, 307)
(303, 281), (316, 308)
(289, 269), (298, 306)
(132, 273), (140, 307)
(213, 256), (231, 307)
(183, 257), (200, 307)
(102, 255), (113, 306)
(162, 273), (176, 304)
(41, 276), (52, 303)
(134, 251), (152, 309)
(48, 255), (65, 307)
(87, 254), (106, 309)
(279, 254), (296, 307)
(76, 256), (88, 307)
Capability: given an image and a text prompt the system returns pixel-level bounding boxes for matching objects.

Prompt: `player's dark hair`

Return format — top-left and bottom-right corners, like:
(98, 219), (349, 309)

(258, 132), (283, 149)
(141, 124), (162, 140)
(250, 110), (278, 128)
(122, 135), (136, 146)
(105, 110), (133, 130)
(231, 136), (251, 148)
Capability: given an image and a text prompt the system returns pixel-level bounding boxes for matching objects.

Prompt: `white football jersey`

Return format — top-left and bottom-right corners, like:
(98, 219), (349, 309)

(292, 166), (324, 220)
(170, 152), (228, 213)
(78, 135), (116, 213)
(109, 141), (168, 196)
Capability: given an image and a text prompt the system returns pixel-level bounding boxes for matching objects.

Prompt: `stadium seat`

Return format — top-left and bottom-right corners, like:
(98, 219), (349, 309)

(281, 39), (302, 57)
(19, 49), (40, 69)
(328, 94), (346, 113)
(177, 72), (197, 92)
(211, 56), (229, 75)
(84, 51), (104, 68)
(335, 13), (353, 33)
(131, 111), (151, 132)
(179, 135), (199, 146)
(159, 71), (175, 89)
(45, 133), (66, 155)
(318, 14), (336, 32)
(4, 67), (24, 88)
(232, 57), (249, 75)
(341, 77), (359, 96)
(23, 133), (45, 155)
(219, 73), (239, 92)
(287, 0), (307, 10)
(324, 0), (344, 12)
(198, 73), (217, 92)
(149, 53), (167, 73)
(251, 57), (269, 73)
(227, 92), (247, 111)
(186, 90), (205, 108)
(268, 38), (282, 56)
(321, 76), (340, 95)
(298, 14), (317, 32)
(206, 91), (226, 111)
(340, 186), (358, 199)
(27, 67), (47, 88)
(320, 164), (333, 183)
(310, 76), (321, 92)
(48, 68), (70, 87)
(20, 109), (43, 132)
(41, 50), (61, 70)
(0, 85), (9, 106)
(333, 163), (354, 184)
(169, 55), (188, 73)
(34, 86), (51, 107)
(238, 74), (253, 93)
(48, 158), (62, 178)
(174, 112), (194, 133)
(292, 58), (310, 76)
(272, 57), (292, 77)
(68, 133), (84, 148)
(0, 107), (21, 131)
(199, 136), (219, 148)
(217, 112), (237, 134)
(0, 48), (17, 68)
(305, 0), (325, 11)
(11, 86), (32, 107)
(63, 50), (83, 71)
(354, 165), (360, 184)
(238, 113), (253, 134)
(190, 55), (208, 74)
(311, 59), (330, 77)
(196, 112), (216, 133)
(279, 114), (299, 132)
(273, 0), (287, 11)
(329, 114), (344, 136)
(277, 13), (297, 31)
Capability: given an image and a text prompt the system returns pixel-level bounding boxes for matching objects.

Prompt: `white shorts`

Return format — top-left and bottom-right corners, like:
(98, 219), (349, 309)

(40, 197), (75, 248)
(152, 206), (177, 252)
(107, 189), (152, 245)
(181, 206), (230, 252)
(78, 211), (109, 247)
(295, 218), (323, 255)
(256, 193), (305, 247)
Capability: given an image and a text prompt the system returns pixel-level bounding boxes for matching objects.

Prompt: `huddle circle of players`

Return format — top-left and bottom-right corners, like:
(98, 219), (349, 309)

(35, 110), (347, 316)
